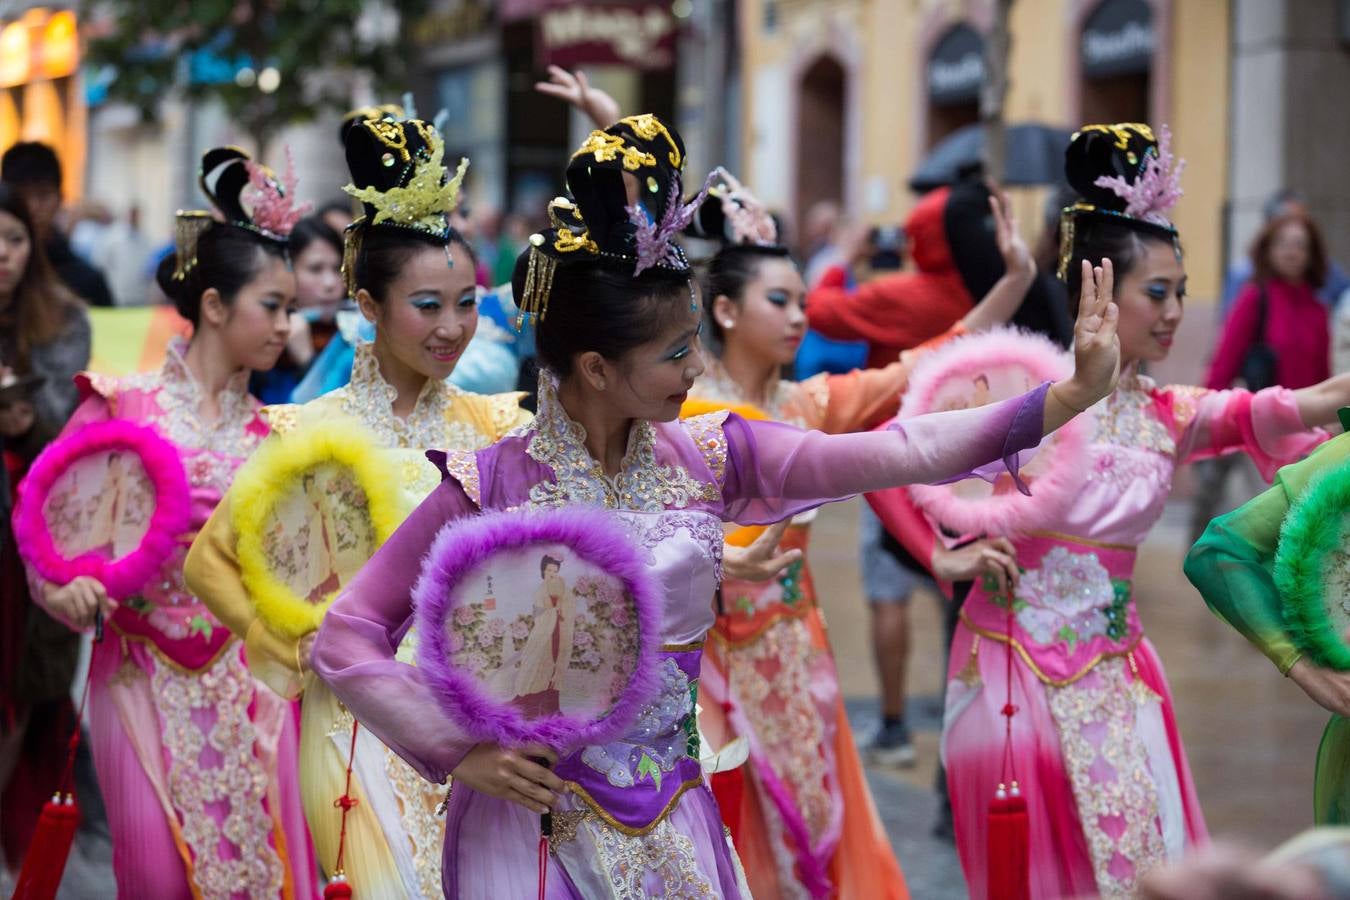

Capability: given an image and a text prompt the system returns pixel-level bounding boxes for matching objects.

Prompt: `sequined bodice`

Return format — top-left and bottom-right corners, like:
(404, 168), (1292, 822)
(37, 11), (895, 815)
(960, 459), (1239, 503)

(1057, 375), (1190, 548)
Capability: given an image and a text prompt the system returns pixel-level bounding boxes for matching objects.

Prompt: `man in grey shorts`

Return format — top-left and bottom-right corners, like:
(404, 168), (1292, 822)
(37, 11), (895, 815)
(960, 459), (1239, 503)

(858, 503), (934, 767)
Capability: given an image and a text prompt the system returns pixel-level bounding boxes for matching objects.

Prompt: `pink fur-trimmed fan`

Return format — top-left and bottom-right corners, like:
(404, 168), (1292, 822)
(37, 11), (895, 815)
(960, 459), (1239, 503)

(244, 146), (311, 240)
(1092, 124), (1184, 228)
(899, 328), (1089, 537)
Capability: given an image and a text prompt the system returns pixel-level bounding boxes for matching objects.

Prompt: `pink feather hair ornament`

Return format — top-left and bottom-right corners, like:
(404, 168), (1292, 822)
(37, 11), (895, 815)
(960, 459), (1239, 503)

(1092, 124), (1185, 228)
(709, 167), (778, 247)
(244, 146), (312, 240)
(627, 169), (717, 275)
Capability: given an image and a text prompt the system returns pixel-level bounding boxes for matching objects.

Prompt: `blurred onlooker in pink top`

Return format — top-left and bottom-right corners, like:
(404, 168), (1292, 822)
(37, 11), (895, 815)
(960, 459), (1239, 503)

(1206, 209), (1331, 391)
(1191, 210), (1331, 542)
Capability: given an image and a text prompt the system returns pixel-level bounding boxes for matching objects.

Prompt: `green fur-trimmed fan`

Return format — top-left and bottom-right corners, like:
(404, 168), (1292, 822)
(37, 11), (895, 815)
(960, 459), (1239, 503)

(1274, 456), (1350, 671)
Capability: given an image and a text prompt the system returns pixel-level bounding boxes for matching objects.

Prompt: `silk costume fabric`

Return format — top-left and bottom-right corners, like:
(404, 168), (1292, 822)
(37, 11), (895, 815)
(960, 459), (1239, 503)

(185, 340), (529, 899)
(1185, 425), (1350, 825)
(312, 370), (1048, 898)
(26, 338), (317, 899)
(870, 370), (1327, 898)
(691, 347), (952, 899)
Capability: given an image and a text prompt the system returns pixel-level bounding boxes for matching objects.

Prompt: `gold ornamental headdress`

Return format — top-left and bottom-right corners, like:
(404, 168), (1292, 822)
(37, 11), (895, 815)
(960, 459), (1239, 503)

(511, 113), (702, 328)
(340, 117), (469, 296)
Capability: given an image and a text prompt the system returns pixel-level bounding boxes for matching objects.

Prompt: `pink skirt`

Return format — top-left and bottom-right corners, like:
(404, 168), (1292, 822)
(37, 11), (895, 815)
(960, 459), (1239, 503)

(943, 626), (1208, 898)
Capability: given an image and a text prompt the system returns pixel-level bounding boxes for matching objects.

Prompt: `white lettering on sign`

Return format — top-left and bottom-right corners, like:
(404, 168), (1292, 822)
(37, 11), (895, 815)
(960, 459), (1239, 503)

(1083, 21), (1154, 67)
(929, 52), (984, 95)
(540, 6), (674, 66)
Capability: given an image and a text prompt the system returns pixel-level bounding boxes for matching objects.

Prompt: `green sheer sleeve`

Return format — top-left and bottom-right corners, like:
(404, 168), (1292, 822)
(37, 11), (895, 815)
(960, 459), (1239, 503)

(1185, 431), (1350, 675)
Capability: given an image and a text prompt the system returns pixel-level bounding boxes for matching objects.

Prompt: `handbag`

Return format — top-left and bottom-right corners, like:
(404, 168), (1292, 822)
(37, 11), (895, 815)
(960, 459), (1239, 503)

(1239, 283), (1279, 391)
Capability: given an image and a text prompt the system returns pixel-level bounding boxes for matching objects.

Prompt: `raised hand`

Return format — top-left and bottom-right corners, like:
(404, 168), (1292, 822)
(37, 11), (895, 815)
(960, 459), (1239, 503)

(1056, 258), (1121, 415)
(534, 66), (621, 130)
(723, 519), (801, 583)
(990, 191), (1034, 280)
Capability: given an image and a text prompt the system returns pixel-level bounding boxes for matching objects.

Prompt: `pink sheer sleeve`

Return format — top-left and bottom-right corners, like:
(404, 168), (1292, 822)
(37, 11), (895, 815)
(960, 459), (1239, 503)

(311, 476), (480, 783)
(720, 382), (1048, 525)
(1173, 385), (1327, 480)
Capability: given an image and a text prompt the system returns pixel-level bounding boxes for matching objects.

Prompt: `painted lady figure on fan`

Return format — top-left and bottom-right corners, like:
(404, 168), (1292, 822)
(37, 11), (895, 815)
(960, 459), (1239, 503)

(870, 123), (1350, 898)
(185, 116), (529, 899)
(23, 147), (318, 898)
(307, 110), (1122, 898)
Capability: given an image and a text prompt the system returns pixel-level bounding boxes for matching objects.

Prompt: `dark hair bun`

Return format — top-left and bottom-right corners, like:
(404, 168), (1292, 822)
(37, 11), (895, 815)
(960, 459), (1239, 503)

(1064, 124), (1157, 212)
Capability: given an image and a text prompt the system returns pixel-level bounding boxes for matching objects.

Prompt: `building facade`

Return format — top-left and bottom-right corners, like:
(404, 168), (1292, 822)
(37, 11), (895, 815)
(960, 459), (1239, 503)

(738, 0), (1235, 299)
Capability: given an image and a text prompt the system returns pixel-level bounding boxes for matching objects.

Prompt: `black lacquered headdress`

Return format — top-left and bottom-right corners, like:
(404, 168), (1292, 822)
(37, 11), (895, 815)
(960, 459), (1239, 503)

(513, 114), (710, 327)
(1057, 122), (1185, 280)
(172, 146), (308, 281)
(339, 117), (469, 295)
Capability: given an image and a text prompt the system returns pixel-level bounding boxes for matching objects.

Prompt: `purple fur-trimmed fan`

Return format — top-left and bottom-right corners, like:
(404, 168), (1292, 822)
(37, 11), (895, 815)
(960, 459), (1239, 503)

(412, 507), (662, 754)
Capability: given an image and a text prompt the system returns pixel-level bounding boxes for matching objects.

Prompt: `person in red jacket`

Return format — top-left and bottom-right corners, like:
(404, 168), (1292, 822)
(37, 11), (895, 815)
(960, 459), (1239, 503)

(807, 187), (974, 370)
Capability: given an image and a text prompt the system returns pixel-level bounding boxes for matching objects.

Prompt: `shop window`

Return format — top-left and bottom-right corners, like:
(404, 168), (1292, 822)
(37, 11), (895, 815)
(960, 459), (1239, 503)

(1079, 0), (1154, 123)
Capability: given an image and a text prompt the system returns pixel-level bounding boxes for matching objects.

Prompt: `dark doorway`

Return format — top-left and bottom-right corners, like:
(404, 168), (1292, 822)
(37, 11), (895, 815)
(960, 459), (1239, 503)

(795, 55), (846, 255)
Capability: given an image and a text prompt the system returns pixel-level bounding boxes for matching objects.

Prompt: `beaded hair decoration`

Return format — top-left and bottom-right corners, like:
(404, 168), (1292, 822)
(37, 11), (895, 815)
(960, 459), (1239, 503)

(1057, 122), (1185, 281)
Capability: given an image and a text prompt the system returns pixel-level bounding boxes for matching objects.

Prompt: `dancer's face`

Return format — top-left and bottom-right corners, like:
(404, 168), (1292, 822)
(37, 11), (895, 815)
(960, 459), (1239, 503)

(581, 303), (706, 424)
(1114, 238), (1186, 365)
(713, 256), (807, 368)
(209, 251), (296, 372)
(360, 242), (478, 382)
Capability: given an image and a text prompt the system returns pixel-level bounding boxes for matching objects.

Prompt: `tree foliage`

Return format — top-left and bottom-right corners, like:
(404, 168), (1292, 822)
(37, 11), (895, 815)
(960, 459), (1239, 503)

(86, 0), (431, 155)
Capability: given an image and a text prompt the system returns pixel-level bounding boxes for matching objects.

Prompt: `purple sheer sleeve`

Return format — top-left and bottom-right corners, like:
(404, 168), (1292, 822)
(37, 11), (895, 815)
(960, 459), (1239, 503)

(312, 476), (479, 782)
(720, 382), (1048, 525)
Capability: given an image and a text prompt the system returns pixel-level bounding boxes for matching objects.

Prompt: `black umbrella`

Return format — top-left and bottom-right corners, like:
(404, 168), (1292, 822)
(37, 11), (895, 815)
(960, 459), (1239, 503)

(909, 122), (1072, 192)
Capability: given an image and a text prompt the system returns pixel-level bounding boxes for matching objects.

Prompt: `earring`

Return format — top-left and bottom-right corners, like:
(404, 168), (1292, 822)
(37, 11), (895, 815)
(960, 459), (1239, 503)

(722, 320), (734, 329)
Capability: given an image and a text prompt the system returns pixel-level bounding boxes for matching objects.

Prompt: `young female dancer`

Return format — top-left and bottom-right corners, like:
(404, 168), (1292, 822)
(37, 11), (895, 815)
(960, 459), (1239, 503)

(28, 147), (317, 898)
(685, 169), (1033, 898)
(309, 113), (1121, 898)
(185, 117), (528, 899)
(870, 123), (1350, 898)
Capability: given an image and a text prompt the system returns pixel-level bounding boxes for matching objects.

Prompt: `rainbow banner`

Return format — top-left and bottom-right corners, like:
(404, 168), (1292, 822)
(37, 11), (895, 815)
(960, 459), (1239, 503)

(87, 306), (191, 376)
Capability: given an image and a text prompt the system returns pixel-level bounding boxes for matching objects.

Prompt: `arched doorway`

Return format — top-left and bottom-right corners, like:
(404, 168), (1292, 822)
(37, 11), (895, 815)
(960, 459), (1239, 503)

(795, 54), (845, 254)
(1079, 0), (1154, 123)
(926, 24), (985, 149)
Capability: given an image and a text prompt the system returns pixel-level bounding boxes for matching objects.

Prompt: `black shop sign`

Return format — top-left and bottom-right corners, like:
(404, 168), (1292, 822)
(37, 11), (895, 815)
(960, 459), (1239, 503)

(1081, 0), (1154, 78)
(928, 24), (985, 106)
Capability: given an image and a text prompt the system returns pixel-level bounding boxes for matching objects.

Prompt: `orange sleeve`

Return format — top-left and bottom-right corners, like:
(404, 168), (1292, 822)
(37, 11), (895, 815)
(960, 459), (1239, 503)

(819, 322), (969, 434)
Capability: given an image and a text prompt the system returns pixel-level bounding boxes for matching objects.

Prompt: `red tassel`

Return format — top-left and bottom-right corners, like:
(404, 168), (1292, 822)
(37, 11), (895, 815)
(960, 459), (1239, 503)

(710, 768), (745, 848)
(323, 875), (353, 899)
(11, 793), (80, 900)
(987, 786), (1030, 900)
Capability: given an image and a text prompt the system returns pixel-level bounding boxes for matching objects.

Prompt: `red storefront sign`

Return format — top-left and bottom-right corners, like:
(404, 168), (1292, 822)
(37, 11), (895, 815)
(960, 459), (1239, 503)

(534, 1), (676, 70)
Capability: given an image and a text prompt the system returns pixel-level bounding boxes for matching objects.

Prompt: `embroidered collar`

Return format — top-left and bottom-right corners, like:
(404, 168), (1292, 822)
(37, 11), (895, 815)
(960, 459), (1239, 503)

(524, 371), (717, 511)
(694, 359), (797, 424)
(341, 341), (454, 449)
(150, 338), (256, 458)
